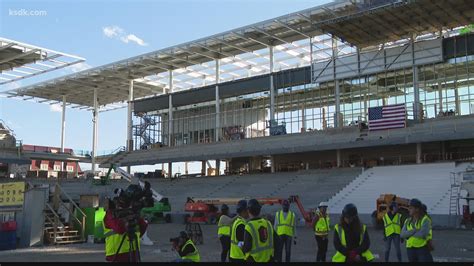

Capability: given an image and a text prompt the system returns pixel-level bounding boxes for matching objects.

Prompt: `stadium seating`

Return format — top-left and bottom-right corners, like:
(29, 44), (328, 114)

(327, 162), (466, 215)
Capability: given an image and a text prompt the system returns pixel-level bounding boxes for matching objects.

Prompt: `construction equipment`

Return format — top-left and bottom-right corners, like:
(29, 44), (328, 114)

(266, 119), (287, 136)
(104, 164), (172, 223)
(184, 195), (315, 227)
(372, 194), (410, 229)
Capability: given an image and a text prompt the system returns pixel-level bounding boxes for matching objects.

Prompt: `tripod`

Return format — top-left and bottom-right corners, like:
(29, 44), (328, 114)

(112, 225), (141, 262)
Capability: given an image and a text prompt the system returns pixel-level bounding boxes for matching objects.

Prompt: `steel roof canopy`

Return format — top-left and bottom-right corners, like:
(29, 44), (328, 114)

(4, 0), (474, 111)
(0, 37), (85, 85)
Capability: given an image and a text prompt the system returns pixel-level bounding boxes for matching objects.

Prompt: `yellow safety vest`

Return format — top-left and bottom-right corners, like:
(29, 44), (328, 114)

(383, 213), (401, 237)
(103, 220), (141, 257)
(427, 215), (433, 241)
(405, 215), (431, 248)
(181, 239), (200, 262)
(244, 218), (274, 262)
(275, 210), (295, 237)
(332, 224), (374, 262)
(314, 212), (330, 236)
(230, 216), (246, 260)
(218, 215), (231, 237)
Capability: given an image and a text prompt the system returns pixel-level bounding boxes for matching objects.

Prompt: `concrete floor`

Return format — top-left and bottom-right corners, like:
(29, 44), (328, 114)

(1, 223), (473, 262)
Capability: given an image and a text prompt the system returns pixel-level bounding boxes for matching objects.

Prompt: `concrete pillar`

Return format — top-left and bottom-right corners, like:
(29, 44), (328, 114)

(269, 46), (275, 122)
(168, 162), (172, 178)
(127, 80), (134, 174)
(60, 95), (66, 171)
(441, 141), (446, 160)
(270, 156), (275, 173)
(215, 160), (220, 176)
(337, 149), (342, 167)
(412, 36), (422, 121)
(201, 160), (206, 176)
(185, 161), (189, 175)
(168, 70), (173, 147)
(301, 106), (306, 132)
(416, 143), (422, 164)
(215, 59), (220, 142)
(91, 88), (99, 176)
(455, 88), (460, 115)
(75, 162), (79, 178)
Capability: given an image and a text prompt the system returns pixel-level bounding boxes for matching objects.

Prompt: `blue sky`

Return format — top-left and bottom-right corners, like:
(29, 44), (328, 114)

(0, 0), (328, 173)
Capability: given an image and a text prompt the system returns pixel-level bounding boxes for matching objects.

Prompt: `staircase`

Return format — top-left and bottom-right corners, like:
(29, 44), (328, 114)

(43, 183), (86, 245)
(99, 146), (127, 168)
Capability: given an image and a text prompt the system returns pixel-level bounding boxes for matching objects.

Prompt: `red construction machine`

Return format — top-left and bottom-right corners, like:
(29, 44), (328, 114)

(184, 195), (316, 227)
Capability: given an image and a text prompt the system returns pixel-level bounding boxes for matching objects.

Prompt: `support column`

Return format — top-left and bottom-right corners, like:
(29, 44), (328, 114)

(412, 35), (422, 121)
(270, 156), (275, 173)
(215, 160), (220, 176)
(335, 80), (341, 128)
(91, 88), (98, 176)
(336, 149), (342, 167)
(201, 161), (206, 176)
(215, 59), (220, 142)
(332, 36), (341, 128)
(168, 162), (172, 178)
(438, 81), (443, 115)
(455, 89), (460, 115)
(301, 107), (306, 132)
(416, 143), (422, 164)
(168, 70), (174, 147)
(127, 80), (134, 174)
(60, 95), (66, 171)
(269, 46), (275, 122)
(185, 162), (189, 175)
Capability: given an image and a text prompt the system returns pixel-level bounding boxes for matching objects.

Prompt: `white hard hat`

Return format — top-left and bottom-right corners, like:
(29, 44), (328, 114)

(319, 202), (328, 208)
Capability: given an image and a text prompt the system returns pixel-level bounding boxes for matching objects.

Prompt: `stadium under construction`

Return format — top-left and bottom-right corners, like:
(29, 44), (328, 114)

(1, 0), (474, 262)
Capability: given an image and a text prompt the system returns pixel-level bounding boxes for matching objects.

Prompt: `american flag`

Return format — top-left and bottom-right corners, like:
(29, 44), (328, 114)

(368, 104), (406, 131)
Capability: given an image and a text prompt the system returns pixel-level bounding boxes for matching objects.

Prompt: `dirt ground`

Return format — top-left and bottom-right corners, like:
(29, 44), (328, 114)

(1, 223), (473, 262)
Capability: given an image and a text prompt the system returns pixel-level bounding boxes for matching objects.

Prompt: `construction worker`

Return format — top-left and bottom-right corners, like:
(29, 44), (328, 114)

(312, 201), (330, 262)
(172, 231), (201, 262)
(217, 204), (234, 262)
(332, 203), (374, 263)
(401, 199), (433, 262)
(242, 199), (275, 262)
(422, 203), (434, 246)
(383, 201), (402, 262)
(103, 198), (147, 262)
(230, 200), (249, 262)
(274, 199), (296, 262)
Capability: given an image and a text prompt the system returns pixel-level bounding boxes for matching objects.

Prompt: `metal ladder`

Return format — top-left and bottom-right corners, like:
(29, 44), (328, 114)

(449, 172), (461, 217)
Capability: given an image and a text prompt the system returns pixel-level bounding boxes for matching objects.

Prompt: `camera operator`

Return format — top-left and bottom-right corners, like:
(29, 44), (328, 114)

(103, 186), (149, 262)
(171, 231), (201, 262)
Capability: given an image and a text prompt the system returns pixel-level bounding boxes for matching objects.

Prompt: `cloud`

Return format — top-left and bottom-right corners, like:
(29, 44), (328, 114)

(121, 34), (148, 46)
(50, 104), (62, 113)
(103, 25), (148, 46)
(69, 62), (92, 73)
(103, 25), (124, 38)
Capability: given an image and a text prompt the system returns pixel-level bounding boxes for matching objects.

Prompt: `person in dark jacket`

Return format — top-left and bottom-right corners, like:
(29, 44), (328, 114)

(332, 203), (374, 262)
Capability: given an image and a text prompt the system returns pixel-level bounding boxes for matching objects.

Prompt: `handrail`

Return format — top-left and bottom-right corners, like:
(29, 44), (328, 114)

(55, 184), (87, 241)
(45, 202), (64, 245)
